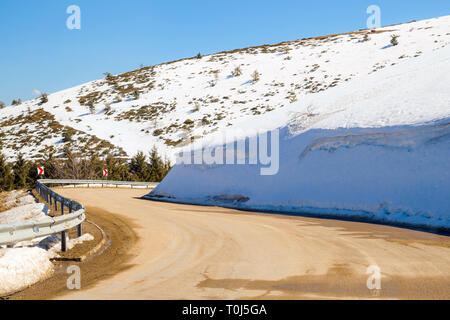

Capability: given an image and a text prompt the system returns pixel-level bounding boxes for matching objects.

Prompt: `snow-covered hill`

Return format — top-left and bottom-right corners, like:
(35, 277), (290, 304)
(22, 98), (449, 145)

(1, 15), (449, 162)
(147, 18), (450, 232)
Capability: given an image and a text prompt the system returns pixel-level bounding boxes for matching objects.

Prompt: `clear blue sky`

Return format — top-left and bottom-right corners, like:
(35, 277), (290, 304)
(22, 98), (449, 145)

(0, 0), (448, 105)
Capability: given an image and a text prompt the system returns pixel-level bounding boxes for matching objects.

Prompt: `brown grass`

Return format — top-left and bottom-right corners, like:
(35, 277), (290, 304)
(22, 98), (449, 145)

(0, 192), (8, 212)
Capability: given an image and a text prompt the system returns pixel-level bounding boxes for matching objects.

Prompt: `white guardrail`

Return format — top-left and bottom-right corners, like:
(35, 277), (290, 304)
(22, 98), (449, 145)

(0, 179), (157, 251)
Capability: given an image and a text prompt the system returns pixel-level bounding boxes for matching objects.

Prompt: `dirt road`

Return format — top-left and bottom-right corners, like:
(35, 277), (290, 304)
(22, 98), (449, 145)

(53, 188), (450, 300)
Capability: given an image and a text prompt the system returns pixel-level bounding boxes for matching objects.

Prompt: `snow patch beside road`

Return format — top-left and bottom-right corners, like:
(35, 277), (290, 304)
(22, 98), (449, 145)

(0, 247), (53, 296)
(0, 191), (93, 296)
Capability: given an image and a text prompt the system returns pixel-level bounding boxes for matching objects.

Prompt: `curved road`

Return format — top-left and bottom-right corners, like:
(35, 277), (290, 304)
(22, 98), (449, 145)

(55, 188), (450, 300)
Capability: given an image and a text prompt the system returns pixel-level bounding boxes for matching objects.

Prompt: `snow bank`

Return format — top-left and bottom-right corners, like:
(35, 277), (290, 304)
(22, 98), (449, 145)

(1, 190), (35, 210)
(147, 45), (450, 233)
(0, 191), (94, 296)
(0, 203), (47, 224)
(0, 233), (94, 296)
(0, 247), (54, 296)
(0, 191), (46, 225)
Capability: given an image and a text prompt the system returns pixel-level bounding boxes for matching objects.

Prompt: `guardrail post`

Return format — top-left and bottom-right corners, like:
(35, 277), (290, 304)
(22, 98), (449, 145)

(61, 199), (66, 251)
(61, 231), (67, 252)
(69, 202), (82, 237)
(77, 223), (82, 237)
(55, 197), (58, 211)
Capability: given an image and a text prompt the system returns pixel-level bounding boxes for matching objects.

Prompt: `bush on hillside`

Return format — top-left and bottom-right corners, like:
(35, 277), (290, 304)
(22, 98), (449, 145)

(252, 70), (260, 83)
(39, 93), (48, 105)
(231, 66), (242, 77)
(391, 35), (399, 46)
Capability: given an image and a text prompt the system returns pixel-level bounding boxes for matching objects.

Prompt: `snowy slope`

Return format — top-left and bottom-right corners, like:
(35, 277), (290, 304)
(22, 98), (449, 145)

(1, 15), (449, 162)
(147, 39), (450, 232)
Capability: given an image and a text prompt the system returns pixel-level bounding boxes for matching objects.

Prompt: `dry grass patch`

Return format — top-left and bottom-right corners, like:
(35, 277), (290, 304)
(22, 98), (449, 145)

(0, 192), (9, 212)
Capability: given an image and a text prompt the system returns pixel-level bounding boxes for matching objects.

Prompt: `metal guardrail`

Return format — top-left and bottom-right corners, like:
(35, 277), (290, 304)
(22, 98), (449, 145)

(0, 181), (85, 251)
(0, 210), (85, 247)
(0, 179), (157, 252)
(39, 179), (158, 189)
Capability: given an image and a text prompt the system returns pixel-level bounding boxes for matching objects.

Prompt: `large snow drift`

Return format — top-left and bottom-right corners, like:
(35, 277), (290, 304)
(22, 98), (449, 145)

(147, 44), (450, 232)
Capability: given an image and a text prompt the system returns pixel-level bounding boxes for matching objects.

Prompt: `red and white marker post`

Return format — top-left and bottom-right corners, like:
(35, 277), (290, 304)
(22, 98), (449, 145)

(37, 166), (44, 176)
(103, 169), (109, 178)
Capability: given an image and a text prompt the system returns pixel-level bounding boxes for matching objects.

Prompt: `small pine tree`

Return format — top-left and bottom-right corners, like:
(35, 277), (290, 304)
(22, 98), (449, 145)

(0, 101), (5, 109)
(13, 153), (29, 189)
(0, 153), (14, 191)
(40, 152), (59, 180)
(39, 93), (48, 105)
(104, 72), (113, 80)
(196, 52), (202, 59)
(148, 147), (165, 182)
(129, 151), (150, 181)
(390, 35), (399, 46)
(105, 154), (132, 181)
(86, 154), (104, 180)
(148, 147), (171, 181)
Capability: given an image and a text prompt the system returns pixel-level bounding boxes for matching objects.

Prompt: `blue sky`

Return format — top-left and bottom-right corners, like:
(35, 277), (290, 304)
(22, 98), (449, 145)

(0, 0), (448, 105)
